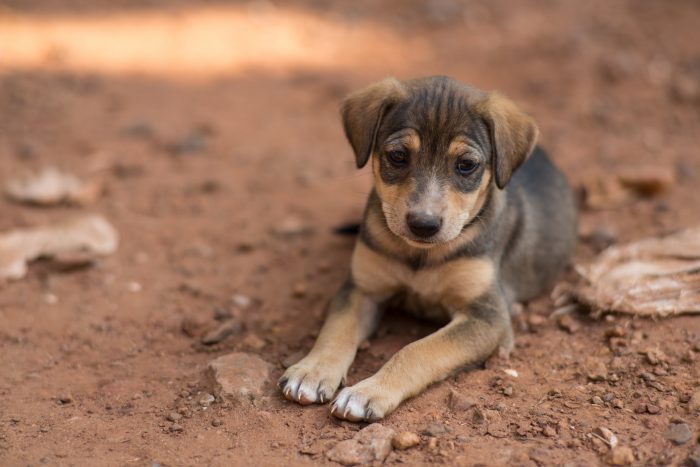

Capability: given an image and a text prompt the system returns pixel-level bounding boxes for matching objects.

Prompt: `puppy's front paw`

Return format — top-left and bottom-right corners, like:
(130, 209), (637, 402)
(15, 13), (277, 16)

(278, 357), (345, 405)
(331, 378), (399, 422)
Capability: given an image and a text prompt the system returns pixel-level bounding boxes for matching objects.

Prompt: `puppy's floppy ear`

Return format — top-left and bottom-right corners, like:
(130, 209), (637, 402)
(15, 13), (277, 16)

(341, 77), (406, 169)
(476, 92), (539, 189)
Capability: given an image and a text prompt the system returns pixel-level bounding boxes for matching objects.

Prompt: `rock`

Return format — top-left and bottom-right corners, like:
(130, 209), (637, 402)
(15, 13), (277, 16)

(231, 293), (252, 309)
(646, 404), (661, 414)
(587, 360), (608, 382)
(688, 390), (700, 412)
(527, 314), (546, 328)
(607, 446), (634, 465)
(242, 333), (266, 350)
(392, 431), (420, 450)
(326, 423), (395, 465)
(591, 396), (604, 406)
(448, 389), (477, 411)
(166, 412), (181, 422)
(5, 167), (104, 206)
(664, 423), (692, 445)
(618, 167), (675, 197)
(557, 314), (581, 334)
(206, 353), (273, 404)
(199, 393), (215, 406)
(643, 348), (667, 365)
(181, 316), (207, 338)
(543, 426), (557, 438)
(594, 427), (618, 448)
(57, 394), (73, 405)
(200, 319), (243, 345)
(169, 423), (184, 433)
(605, 326), (626, 338)
(169, 132), (207, 155)
(670, 74), (700, 103)
(211, 418), (223, 427)
(422, 422), (449, 436)
(271, 216), (313, 238)
(292, 282), (307, 298)
(503, 386), (513, 396)
(687, 446), (700, 467)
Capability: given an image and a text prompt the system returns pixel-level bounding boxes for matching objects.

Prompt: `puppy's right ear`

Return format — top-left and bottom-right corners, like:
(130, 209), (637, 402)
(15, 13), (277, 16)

(341, 78), (406, 169)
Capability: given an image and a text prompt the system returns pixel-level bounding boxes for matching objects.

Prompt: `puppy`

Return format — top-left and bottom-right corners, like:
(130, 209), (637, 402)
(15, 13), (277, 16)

(279, 76), (577, 421)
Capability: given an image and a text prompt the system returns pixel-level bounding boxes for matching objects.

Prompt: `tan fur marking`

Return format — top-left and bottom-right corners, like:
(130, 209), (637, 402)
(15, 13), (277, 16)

(352, 240), (495, 312)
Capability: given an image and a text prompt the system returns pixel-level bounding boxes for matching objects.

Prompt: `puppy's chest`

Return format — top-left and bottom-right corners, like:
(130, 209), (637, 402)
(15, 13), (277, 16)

(353, 244), (495, 314)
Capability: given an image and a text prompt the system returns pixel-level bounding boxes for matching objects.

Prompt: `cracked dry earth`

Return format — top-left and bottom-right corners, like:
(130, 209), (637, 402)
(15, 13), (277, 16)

(1, 0), (699, 466)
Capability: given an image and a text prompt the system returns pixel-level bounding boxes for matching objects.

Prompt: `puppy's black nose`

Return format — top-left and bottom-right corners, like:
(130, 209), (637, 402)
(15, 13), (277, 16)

(406, 212), (442, 238)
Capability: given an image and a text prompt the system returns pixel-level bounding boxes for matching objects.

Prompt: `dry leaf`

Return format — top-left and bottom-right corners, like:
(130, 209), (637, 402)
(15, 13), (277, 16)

(580, 166), (675, 211)
(0, 215), (118, 281)
(573, 227), (700, 316)
(5, 167), (104, 206)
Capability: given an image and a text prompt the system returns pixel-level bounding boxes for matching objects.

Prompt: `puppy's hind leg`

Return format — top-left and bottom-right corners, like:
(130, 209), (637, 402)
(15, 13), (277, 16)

(279, 279), (380, 405)
(332, 292), (511, 421)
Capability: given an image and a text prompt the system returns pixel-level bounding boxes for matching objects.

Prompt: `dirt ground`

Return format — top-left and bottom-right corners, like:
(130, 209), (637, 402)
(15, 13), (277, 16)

(1, 0), (699, 465)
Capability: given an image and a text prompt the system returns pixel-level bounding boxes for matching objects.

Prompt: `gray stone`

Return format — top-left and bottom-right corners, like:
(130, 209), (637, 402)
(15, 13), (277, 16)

(206, 352), (273, 404)
(326, 423), (395, 465)
(663, 423), (692, 445)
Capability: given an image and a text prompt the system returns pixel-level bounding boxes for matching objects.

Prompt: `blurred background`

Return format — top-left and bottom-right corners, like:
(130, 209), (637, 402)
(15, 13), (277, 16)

(1, 1), (699, 465)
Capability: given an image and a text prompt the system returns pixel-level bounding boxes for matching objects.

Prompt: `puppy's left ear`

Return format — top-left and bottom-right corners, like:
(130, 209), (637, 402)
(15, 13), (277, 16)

(476, 92), (539, 189)
(341, 78), (406, 169)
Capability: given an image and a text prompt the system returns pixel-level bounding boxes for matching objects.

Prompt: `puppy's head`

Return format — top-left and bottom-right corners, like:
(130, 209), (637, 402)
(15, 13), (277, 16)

(342, 76), (538, 248)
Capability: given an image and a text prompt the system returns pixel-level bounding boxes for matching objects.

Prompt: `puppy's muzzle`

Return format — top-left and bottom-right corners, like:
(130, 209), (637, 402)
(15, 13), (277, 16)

(406, 212), (442, 238)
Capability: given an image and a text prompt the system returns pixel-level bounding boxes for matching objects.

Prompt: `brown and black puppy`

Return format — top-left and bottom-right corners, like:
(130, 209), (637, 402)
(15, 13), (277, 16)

(279, 76), (577, 421)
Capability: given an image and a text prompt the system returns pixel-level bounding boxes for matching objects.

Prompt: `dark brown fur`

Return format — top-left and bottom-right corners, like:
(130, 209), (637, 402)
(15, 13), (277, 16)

(279, 76), (577, 421)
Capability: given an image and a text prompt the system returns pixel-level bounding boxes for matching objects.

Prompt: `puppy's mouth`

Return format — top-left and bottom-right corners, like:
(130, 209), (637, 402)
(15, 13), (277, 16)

(403, 237), (439, 248)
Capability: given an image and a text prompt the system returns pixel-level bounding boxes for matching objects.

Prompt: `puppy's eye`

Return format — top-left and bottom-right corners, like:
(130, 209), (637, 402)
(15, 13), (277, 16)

(456, 159), (479, 175)
(387, 150), (409, 167)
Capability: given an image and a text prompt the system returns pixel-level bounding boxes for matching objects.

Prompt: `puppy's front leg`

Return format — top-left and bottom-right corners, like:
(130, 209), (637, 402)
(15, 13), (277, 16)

(332, 293), (512, 421)
(279, 279), (380, 405)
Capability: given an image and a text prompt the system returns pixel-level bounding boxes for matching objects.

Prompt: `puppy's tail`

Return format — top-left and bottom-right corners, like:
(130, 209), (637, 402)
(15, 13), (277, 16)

(333, 222), (361, 236)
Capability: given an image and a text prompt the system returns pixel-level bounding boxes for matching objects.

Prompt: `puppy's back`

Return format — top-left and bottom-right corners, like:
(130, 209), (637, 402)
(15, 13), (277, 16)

(500, 147), (577, 303)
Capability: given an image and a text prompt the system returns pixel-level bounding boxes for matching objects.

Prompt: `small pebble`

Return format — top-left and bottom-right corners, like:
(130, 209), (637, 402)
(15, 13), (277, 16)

(292, 282), (307, 298)
(272, 216), (313, 238)
(423, 422), (449, 436)
(607, 446), (634, 465)
(199, 393), (215, 406)
(211, 418), (223, 427)
(448, 389), (477, 411)
(527, 314), (545, 328)
(231, 294), (252, 309)
(57, 394), (73, 405)
(557, 314), (581, 334)
(242, 333), (266, 350)
(594, 426), (618, 447)
(169, 423), (184, 433)
(166, 412), (181, 422)
(200, 319), (242, 345)
(687, 446), (700, 467)
(392, 431), (420, 450)
(503, 386), (513, 396)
